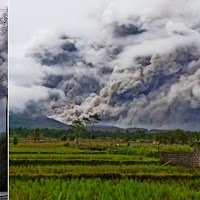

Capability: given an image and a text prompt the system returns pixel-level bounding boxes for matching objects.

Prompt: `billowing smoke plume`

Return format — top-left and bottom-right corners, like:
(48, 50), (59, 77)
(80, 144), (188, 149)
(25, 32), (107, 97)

(11, 0), (200, 130)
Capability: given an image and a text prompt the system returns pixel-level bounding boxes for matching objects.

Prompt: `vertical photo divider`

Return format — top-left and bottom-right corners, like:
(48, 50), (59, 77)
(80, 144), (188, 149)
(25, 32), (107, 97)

(0, 2), (8, 199)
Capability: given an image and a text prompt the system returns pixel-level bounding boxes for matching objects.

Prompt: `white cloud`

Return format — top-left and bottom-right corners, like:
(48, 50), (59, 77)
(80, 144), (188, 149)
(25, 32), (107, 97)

(9, 83), (50, 112)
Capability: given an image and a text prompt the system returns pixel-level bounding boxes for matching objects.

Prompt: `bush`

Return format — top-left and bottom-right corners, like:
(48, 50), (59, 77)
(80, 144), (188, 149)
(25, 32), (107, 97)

(64, 143), (70, 147)
(61, 135), (67, 141)
(0, 133), (6, 145)
(13, 135), (19, 145)
(68, 134), (75, 141)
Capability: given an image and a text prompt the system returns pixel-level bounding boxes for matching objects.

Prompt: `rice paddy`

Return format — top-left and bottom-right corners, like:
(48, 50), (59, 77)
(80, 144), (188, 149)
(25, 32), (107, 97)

(9, 140), (200, 200)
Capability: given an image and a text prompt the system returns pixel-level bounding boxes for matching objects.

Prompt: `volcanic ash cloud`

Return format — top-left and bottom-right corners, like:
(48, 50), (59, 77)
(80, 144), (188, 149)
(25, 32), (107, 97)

(13, 0), (200, 130)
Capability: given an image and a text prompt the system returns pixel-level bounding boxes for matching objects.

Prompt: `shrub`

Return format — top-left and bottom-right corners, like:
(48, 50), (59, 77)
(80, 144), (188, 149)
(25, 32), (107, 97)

(13, 135), (19, 145)
(64, 143), (70, 147)
(61, 135), (67, 141)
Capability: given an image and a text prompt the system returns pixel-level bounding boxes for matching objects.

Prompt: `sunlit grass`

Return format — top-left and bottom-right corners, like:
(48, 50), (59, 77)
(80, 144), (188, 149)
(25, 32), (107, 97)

(10, 178), (200, 200)
(9, 140), (198, 199)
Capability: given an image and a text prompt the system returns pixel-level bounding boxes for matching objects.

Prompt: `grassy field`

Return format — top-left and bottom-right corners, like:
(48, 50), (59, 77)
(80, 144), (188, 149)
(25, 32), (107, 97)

(9, 140), (200, 200)
(10, 178), (200, 200)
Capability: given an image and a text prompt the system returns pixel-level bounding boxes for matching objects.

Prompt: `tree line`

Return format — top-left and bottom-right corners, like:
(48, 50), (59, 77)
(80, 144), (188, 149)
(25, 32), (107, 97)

(10, 126), (200, 145)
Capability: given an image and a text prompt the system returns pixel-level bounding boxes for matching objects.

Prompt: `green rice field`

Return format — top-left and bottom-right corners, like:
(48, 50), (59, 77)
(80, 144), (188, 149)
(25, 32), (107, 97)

(9, 140), (200, 200)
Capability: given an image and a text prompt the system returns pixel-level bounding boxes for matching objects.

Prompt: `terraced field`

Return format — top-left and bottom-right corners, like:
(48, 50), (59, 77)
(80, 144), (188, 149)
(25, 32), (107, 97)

(9, 140), (200, 200)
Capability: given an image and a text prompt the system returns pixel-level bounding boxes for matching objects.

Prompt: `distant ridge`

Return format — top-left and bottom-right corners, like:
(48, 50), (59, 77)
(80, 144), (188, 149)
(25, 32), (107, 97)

(10, 114), (155, 133)
(10, 114), (123, 131)
(9, 114), (69, 129)
(89, 125), (148, 133)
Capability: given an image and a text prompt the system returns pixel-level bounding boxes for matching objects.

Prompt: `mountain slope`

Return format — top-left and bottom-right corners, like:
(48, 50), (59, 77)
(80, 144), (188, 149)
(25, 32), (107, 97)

(9, 114), (69, 129)
(10, 114), (149, 132)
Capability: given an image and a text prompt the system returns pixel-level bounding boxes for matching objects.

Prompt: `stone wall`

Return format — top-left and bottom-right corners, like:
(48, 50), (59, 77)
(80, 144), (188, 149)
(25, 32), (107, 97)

(159, 152), (200, 167)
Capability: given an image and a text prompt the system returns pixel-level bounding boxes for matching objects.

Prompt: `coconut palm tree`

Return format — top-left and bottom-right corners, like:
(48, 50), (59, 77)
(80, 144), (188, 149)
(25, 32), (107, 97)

(89, 113), (101, 140)
(82, 117), (92, 139)
(71, 118), (84, 146)
(32, 128), (43, 143)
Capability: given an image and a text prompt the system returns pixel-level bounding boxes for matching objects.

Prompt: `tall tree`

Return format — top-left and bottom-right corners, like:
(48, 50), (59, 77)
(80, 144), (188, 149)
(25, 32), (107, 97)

(71, 118), (84, 146)
(82, 117), (92, 139)
(89, 113), (101, 140)
(32, 128), (43, 143)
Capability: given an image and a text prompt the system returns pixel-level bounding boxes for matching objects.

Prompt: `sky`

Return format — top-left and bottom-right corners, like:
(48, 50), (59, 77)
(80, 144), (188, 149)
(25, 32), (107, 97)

(10, 0), (104, 50)
(0, 0), (7, 132)
(0, 0), (7, 9)
(9, 0), (200, 131)
(10, 0), (106, 110)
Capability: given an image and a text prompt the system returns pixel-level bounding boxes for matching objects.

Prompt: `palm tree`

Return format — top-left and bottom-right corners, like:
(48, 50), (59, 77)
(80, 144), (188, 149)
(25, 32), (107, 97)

(82, 117), (92, 139)
(89, 113), (101, 140)
(71, 118), (84, 146)
(32, 128), (43, 143)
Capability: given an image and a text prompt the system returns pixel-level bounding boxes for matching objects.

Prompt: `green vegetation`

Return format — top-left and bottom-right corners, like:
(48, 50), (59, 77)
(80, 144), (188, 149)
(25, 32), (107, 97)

(9, 127), (200, 199)
(9, 142), (193, 155)
(10, 163), (199, 178)
(9, 127), (200, 145)
(10, 178), (200, 200)
(13, 134), (19, 145)
(9, 153), (159, 162)
(31, 128), (43, 143)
